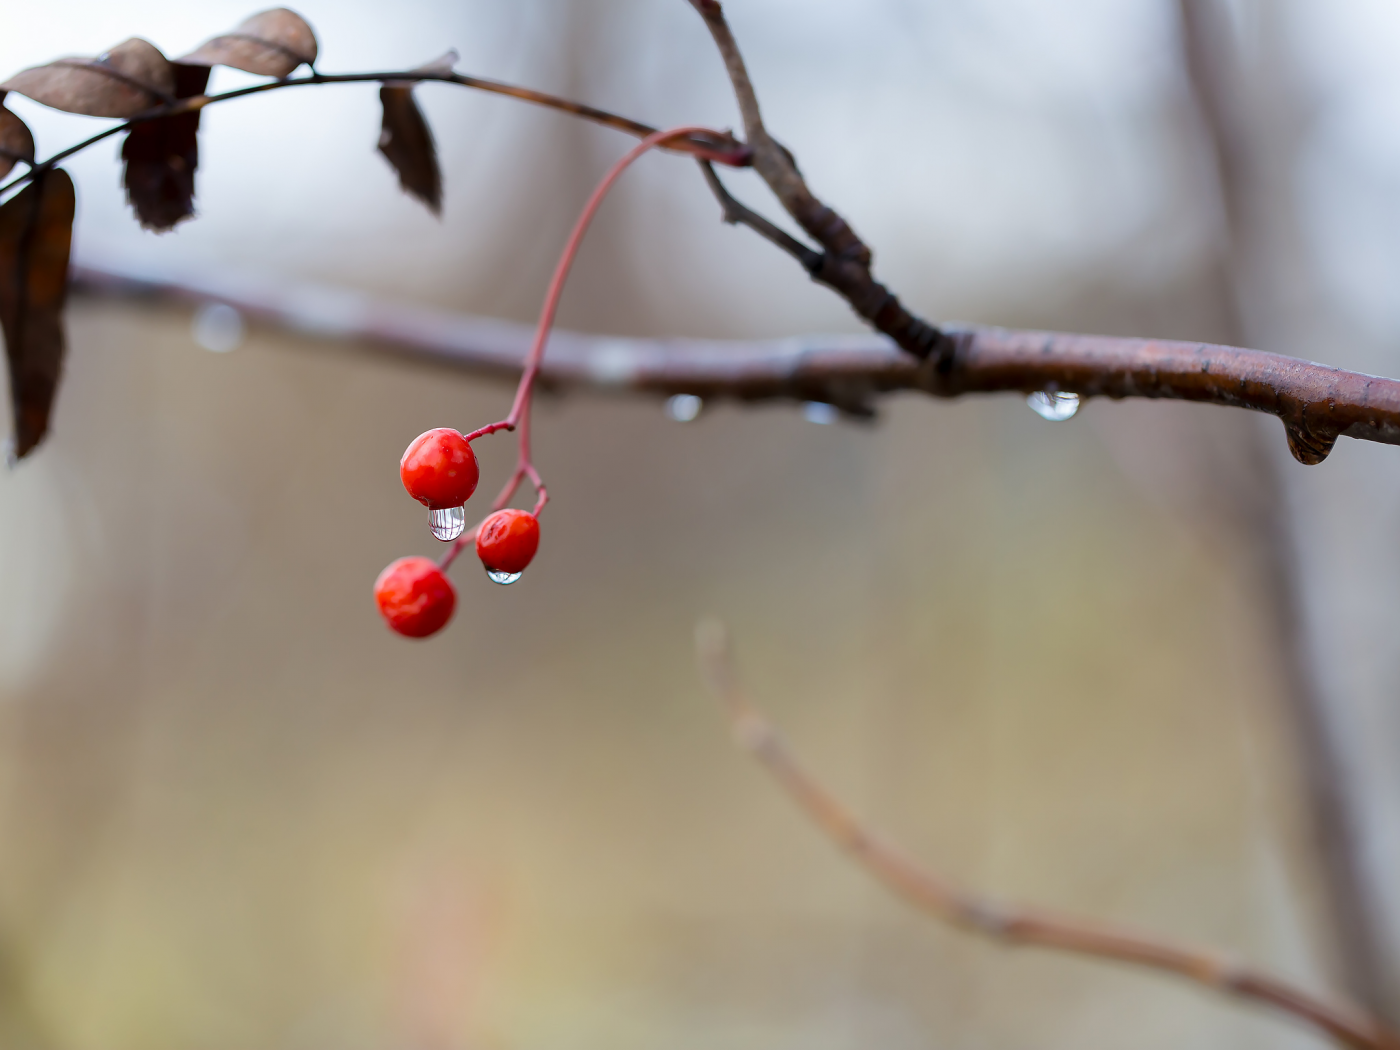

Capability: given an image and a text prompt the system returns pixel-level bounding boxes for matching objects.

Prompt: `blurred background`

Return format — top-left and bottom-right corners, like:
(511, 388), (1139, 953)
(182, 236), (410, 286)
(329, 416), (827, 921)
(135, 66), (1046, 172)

(0, 0), (1399, 1047)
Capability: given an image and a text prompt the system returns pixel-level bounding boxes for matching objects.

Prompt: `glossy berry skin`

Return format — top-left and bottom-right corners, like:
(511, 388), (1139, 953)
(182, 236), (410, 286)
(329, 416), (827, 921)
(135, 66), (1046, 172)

(476, 509), (540, 574)
(400, 429), (479, 509)
(374, 556), (456, 638)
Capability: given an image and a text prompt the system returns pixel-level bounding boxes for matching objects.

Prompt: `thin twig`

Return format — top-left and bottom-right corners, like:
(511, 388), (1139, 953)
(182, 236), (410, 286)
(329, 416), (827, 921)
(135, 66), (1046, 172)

(685, 0), (947, 362)
(693, 619), (1400, 1050)
(70, 262), (1400, 462)
(697, 160), (821, 273)
(0, 69), (749, 199)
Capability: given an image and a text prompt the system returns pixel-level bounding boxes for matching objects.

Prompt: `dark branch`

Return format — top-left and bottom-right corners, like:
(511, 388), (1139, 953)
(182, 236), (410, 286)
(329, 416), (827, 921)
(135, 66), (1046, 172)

(698, 160), (821, 273)
(685, 0), (947, 362)
(72, 262), (1400, 463)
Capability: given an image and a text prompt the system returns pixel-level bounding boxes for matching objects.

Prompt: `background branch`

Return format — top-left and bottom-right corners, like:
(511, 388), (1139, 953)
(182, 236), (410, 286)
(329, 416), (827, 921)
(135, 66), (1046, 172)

(72, 261), (1400, 463)
(1175, 0), (1393, 1017)
(694, 619), (1400, 1050)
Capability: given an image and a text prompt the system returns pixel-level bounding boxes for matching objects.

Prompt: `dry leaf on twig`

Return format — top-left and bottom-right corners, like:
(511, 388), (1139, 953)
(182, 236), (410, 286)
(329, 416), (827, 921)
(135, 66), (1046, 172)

(181, 8), (318, 78)
(375, 51), (455, 215)
(120, 62), (211, 231)
(0, 95), (35, 180)
(378, 83), (442, 215)
(2, 38), (174, 118)
(0, 168), (75, 458)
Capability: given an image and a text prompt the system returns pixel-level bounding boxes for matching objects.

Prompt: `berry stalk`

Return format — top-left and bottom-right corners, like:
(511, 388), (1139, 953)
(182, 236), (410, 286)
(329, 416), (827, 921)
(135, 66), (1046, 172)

(440, 125), (744, 568)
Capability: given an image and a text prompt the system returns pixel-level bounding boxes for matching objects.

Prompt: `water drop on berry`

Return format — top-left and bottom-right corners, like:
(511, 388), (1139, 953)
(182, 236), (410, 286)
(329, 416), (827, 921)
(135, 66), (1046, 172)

(485, 568), (523, 585)
(428, 505), (466, 541)
(1027, 391), (1079, 421)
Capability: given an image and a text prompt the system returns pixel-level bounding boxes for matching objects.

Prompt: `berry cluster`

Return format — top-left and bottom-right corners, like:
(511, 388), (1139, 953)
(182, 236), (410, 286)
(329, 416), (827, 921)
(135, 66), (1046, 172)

(374, 428), (542, 638)
(372, 125), (744, 639)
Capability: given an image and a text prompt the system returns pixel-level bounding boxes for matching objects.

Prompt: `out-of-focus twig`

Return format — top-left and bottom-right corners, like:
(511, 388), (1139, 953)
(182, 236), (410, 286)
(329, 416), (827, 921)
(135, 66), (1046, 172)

(1176, 0), (1392, 1015)
(694, 619), (1400, 1050)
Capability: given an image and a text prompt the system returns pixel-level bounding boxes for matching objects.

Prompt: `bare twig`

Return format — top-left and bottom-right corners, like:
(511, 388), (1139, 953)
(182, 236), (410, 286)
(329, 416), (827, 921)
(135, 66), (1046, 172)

(694, 619), (1400, 1050)
(698, 160), (821, 274)
(71, 262), (1400, 462)
(685, 0), (947, 362)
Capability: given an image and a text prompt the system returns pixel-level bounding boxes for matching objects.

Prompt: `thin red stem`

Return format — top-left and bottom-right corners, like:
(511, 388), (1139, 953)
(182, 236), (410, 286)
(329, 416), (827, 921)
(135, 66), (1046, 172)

(442, 126), (738, 570)
(462, 420), (514, 442)
(505, 126), (738, 431)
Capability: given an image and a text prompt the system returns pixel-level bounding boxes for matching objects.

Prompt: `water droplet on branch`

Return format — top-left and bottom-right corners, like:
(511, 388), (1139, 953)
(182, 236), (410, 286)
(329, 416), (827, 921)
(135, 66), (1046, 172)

(192, 302), (244, 352)
(1027, 391), (1079, 421)
(666, 393), (703, 422)
(485, 568), (523, 585)
(1283, 421), (1338, 465)
(428, 505), (466, 541)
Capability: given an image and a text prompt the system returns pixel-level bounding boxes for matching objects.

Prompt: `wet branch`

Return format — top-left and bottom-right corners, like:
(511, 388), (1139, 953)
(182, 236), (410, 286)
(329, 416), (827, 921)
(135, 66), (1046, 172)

(694, 619), (1400, 1050)
(71, 262), (1400, 462)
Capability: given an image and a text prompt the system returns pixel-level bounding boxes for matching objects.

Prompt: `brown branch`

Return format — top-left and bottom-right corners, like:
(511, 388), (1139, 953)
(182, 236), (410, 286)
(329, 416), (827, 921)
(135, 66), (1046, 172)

(698, 160), (821, 274)
(71, 262), (1400, 462)
(684, 0), (946, 362)
(678, 1), (1393, 461)
(694, 619), (1400, 1050)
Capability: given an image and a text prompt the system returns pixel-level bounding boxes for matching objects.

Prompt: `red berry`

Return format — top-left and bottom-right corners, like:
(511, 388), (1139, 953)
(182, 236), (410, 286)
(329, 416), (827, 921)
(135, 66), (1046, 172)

(374, 556), (456, 637)
(400, 429), (479, 509)
(476, 509), (540, 574)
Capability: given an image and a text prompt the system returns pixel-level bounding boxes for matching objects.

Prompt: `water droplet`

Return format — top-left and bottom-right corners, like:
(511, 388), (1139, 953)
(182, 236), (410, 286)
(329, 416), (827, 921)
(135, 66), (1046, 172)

(192, 302), (245, 352)
(428, 505), (466, 541)
(665, 393), (703, 422)
(1283, 421), (1338, 465)
(485, 567), (523, 585)
(803, 401), (839, 425)
(1027, 391), (1079, 421)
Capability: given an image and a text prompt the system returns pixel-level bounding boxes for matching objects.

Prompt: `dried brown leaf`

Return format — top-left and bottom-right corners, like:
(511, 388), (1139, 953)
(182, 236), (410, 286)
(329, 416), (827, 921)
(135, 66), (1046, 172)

(1, 38), (174, 118)
(0, 168), (75, 458)
(180, 9), (318, 78)
(120, 63), (211, 231)
(378, 85), (441, 215)
(0, 96), (35, 181)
